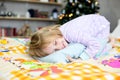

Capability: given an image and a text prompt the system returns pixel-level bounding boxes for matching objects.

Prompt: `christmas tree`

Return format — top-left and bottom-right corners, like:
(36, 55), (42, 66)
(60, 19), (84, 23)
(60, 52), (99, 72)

(58, 0), (100, 25)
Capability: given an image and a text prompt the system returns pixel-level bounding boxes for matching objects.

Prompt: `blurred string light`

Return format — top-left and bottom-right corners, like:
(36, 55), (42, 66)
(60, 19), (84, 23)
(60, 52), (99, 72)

(58, 0), (100, 25)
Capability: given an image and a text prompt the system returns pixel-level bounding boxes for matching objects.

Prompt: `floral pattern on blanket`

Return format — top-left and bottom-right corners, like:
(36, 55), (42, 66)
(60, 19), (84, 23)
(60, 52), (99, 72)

(0, 37), (120, 80)
(1, 57), (63, 77)
(1, 56), (120, 80)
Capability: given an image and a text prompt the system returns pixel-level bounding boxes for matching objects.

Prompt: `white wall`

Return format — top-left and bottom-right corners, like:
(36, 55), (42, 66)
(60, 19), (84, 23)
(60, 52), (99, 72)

(0, 1), (63, 32)
(99, 0), (120, 32)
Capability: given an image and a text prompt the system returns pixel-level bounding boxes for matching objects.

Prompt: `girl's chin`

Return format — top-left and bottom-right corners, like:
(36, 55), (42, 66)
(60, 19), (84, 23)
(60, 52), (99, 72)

(63, 44), (67, 48)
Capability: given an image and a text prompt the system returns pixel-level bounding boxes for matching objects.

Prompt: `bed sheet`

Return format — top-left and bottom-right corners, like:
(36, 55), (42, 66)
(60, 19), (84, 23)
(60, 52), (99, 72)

(0, 37), (120, 80)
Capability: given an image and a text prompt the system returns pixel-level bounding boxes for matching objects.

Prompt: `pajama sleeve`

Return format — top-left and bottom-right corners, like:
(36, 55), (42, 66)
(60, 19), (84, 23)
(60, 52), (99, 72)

(78, 33), (108, 58)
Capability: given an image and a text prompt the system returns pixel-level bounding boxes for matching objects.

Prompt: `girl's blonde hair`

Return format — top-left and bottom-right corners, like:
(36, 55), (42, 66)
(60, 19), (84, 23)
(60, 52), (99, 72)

(28, 25), (62, 57)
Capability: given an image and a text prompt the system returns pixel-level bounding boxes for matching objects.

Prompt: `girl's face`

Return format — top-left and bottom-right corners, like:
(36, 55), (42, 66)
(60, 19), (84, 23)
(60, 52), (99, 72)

(42, 37), (68, 54)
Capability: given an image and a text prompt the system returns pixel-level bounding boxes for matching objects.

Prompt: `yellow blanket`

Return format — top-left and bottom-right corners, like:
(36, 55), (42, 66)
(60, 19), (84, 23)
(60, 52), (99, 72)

(0, 37), (120, 80)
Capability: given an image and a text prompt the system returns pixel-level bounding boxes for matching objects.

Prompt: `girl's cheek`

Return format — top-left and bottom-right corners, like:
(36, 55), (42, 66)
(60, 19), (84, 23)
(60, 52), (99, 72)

(42, 48), (53, 54)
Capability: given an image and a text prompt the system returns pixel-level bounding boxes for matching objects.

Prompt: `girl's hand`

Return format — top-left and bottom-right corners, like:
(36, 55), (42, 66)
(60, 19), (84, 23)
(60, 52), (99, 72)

(67, 56), (76, 62)
(67, 56), (82, 62)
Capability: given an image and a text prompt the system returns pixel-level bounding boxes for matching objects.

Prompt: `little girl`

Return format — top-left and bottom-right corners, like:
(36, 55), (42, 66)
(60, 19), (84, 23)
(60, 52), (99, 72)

(29, 14), (111, 60)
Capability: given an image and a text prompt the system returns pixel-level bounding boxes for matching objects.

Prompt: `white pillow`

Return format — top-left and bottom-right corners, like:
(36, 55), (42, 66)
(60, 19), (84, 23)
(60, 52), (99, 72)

(33, 43), (86, 63)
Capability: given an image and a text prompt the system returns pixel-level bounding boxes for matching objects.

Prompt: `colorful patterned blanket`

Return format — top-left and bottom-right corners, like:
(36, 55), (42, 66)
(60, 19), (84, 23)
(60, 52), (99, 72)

(0, 37), (120, 80)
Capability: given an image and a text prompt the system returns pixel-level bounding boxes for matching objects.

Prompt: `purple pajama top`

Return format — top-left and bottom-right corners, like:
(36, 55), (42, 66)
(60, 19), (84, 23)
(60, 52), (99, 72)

(59, 14), (110, 58)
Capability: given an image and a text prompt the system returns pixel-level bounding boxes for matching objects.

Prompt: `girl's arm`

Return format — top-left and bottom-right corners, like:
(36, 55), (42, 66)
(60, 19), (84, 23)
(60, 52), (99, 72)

(78, 33), (108, 58)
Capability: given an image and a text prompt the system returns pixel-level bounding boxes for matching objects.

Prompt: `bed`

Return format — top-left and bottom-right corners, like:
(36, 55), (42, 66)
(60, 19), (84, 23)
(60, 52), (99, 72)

(1, 19), (120, 80)
(0, 37), (120, 80)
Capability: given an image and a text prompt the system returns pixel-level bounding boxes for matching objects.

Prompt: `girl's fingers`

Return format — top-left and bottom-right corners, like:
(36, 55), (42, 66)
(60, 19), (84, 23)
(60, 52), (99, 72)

(66, 56), (75, 62)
